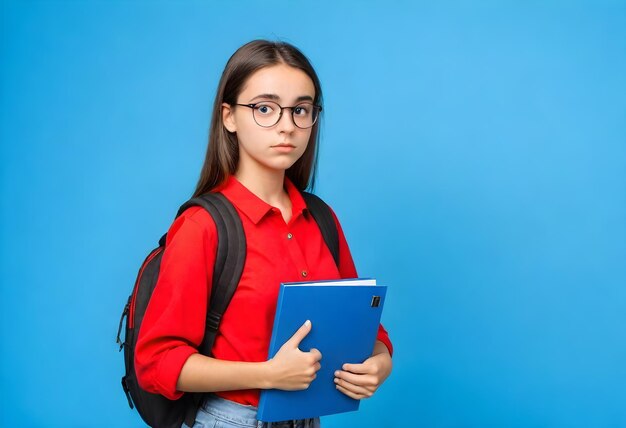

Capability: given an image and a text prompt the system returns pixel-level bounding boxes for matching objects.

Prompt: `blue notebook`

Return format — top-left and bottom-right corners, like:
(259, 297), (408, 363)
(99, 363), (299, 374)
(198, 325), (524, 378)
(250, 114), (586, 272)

(257, 278), (387, 422)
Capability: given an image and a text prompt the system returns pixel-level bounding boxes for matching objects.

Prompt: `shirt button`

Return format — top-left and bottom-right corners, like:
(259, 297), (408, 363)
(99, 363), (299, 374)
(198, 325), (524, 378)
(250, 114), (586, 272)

(287, 233), (293, 240)
(301, 270), (308, 277)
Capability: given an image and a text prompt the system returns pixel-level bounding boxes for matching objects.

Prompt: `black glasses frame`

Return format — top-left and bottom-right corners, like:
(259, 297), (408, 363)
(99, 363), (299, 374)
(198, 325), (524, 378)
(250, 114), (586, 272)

(235, 102), (322, 129)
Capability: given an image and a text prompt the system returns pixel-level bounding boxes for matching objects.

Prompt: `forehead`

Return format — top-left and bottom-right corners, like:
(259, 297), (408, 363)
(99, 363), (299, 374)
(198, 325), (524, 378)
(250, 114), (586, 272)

(239, 63), (315, 102)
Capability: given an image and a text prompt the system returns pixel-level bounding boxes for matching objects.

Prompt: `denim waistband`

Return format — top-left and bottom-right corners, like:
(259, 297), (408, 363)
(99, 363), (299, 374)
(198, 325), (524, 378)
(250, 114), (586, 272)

(200, 394), (259, 426)
(197, 394), (320, 428)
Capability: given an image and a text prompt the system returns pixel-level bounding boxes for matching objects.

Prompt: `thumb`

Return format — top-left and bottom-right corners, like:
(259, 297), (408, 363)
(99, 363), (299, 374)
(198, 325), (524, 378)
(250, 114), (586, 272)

(286, 320), (312, 348)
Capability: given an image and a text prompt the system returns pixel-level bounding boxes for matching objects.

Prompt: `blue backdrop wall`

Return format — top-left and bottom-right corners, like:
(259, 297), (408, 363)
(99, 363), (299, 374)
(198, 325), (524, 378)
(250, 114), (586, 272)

(1, 1), (625, 427)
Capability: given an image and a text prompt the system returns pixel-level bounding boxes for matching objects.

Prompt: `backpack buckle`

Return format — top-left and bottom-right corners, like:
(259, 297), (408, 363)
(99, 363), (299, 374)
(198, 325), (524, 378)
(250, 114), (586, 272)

(121, 376), (134, 409)
(206, 310), (221, 331)
(117, 297), (131, 351)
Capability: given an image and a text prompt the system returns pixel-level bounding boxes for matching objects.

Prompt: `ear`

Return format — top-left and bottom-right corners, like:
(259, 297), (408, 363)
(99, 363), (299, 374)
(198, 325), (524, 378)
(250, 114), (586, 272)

(222, 103), (237, 133)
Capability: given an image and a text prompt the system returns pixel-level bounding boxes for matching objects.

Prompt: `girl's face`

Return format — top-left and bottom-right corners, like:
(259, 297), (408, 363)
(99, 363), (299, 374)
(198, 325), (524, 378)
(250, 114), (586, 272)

(223, 63), (316, 176)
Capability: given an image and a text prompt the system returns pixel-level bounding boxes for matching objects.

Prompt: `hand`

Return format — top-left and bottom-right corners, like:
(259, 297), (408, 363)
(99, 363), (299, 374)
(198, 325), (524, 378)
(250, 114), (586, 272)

(334, 342), (392, 400)
(266, 320), (322, 391)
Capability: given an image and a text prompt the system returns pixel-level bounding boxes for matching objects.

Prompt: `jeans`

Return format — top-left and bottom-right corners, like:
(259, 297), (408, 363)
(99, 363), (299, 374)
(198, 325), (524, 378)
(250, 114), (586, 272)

(186, 394), (321, 428)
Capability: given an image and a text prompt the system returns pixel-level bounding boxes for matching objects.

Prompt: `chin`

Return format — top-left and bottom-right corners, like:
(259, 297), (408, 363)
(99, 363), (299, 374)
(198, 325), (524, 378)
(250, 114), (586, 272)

(267, 160), (298, 172)
(265, 155), (303, 171)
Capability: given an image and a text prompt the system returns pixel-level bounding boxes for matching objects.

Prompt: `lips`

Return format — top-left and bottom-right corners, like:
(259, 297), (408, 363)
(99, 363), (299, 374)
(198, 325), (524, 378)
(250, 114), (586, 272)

(271, 143), (297, 154)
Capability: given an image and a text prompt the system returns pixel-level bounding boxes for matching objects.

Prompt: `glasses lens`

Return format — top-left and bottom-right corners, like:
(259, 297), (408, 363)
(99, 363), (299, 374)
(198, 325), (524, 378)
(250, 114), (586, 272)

(292, 103), (318, 129)
(252, 101), (281, 127)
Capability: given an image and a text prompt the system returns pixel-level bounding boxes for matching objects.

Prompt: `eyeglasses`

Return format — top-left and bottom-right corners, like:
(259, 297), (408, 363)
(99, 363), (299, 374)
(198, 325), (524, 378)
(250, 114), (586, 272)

(235, 101), (322, 129)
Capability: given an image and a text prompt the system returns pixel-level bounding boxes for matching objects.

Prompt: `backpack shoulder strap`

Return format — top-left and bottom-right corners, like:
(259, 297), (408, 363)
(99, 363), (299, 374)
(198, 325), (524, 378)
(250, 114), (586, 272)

(173, 192), (246, 355)
(302, 192), (340, 267)
(172, 192), (246, 428)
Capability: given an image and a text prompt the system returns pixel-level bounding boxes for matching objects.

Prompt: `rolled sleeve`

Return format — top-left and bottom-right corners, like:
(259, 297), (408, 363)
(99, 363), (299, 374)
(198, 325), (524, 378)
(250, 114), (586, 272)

(376, 324), (394, 357)
(155, 346), (199, 400)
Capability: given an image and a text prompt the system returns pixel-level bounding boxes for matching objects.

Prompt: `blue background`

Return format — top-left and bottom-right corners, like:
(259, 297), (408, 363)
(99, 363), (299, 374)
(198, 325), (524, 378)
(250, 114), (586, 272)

(1, 1), (625, 427)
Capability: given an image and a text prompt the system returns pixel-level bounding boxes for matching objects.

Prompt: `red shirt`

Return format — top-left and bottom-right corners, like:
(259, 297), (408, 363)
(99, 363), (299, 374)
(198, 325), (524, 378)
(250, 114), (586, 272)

(135, 176), (393, 405)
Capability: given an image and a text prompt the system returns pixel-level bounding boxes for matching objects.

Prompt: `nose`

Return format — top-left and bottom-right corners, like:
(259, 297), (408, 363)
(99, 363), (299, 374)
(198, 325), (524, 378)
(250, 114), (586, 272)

(276, 108), (296, 132)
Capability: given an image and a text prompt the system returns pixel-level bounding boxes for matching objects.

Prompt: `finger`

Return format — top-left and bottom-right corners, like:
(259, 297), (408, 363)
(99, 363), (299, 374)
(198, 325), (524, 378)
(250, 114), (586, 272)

(341, 362), (371, 375)
(286, 320), (312, 347)
(336, 383), (363, 400)
(335, 376), (375, 397)
(335, 384), (372, 400)
(335, 370), (377, 388)
(309, 348), (322, 362)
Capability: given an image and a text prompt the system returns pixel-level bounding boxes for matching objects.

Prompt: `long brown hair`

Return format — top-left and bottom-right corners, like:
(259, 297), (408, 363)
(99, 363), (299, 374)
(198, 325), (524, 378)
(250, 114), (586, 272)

(193, 40), (323, 197)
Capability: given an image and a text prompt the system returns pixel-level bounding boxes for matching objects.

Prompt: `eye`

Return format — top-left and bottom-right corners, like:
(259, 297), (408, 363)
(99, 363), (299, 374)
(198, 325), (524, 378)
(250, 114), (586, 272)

(293, 105), (311, 116)
(255, 103), (275, 115)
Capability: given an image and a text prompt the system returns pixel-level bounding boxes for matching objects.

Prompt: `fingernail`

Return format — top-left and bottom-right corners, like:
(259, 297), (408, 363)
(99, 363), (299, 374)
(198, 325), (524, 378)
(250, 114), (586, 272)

(304, 320), (311, 327)
(334, 370), (339, 376)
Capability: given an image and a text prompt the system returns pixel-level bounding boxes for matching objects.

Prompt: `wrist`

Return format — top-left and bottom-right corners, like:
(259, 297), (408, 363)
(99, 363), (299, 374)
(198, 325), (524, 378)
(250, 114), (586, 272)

(372, 340), (391, 357)
(258, 359), (275, 390)
(373, 350), (393, 380)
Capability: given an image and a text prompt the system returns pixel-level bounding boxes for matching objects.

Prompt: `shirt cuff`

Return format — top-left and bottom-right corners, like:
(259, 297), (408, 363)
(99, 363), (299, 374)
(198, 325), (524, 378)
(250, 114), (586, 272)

(155, 346), (199, 400)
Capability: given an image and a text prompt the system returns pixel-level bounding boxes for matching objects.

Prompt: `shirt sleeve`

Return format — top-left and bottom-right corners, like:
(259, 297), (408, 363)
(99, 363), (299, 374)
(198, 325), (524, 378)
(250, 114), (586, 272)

(134, 207), (217, 400)
(329, 207), (394, 357)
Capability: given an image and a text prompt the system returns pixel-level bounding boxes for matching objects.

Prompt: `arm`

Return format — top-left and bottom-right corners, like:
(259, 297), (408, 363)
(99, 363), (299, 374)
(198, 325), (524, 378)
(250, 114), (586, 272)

(177, 320), (322, 393)
(135, 209), (322, 398)
(329, 207), (394, 399)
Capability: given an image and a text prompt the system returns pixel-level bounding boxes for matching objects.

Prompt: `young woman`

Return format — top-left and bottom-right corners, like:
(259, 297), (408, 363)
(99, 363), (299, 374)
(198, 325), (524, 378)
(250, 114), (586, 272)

(135, 40), (393, 428)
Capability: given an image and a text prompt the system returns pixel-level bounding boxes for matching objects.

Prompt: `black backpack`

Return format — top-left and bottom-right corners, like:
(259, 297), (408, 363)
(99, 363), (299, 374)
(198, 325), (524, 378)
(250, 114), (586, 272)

(117, 191), (339, 428)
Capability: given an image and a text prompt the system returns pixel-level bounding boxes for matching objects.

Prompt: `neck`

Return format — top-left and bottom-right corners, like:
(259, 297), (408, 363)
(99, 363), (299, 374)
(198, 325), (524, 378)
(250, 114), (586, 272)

(235, 163), (288, 207)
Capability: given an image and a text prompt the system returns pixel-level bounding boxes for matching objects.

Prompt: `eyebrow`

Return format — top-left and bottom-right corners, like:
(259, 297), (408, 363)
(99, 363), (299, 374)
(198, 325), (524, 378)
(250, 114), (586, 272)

(248, 93), (314, 103)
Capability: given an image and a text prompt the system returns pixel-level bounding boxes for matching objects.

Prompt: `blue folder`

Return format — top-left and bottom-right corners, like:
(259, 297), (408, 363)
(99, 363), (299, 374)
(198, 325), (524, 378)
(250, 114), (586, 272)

(257, 278), (387, 422)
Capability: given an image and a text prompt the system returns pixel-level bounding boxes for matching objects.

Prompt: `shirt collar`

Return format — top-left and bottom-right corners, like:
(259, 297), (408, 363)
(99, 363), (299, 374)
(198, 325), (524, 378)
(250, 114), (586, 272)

(218, 175), (308, 225)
